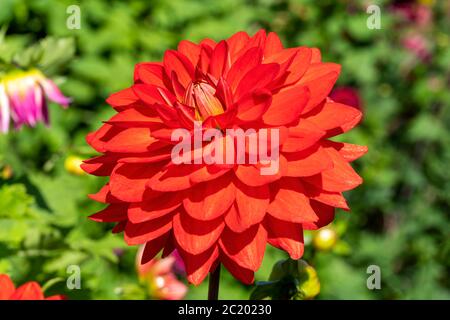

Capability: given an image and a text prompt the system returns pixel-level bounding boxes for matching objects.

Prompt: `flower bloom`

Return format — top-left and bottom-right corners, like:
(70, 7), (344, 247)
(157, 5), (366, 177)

(83, 30), (367, 285)
(0, 274), (65, 300)
(329, 86), (362, 111)
(0, 69), (71, 133)
(391, 2), (432, 28)
(137, 248), (187, 300)
(401, 33), (431, 62)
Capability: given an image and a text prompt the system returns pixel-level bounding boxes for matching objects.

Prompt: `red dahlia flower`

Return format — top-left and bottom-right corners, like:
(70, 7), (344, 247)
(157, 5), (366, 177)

(83, 30), (367, 285)
(0, 274), (65, 300)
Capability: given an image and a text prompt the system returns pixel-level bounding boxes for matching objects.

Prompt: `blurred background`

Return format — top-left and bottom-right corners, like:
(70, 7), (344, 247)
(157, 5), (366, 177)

(0, 0), (448, 300)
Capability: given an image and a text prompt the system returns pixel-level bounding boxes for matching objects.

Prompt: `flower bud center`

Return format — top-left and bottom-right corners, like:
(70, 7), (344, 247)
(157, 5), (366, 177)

(184, 81), (224, 121)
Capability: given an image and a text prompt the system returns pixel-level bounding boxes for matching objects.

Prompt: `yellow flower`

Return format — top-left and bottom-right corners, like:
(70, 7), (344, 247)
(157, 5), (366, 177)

(296, 260), (321, 300)
(64, 155), (85, 175)
(313, 227), (338, 251)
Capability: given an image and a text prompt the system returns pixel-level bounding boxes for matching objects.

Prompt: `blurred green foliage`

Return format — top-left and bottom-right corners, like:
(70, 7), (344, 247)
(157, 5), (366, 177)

(0, 0), (449, 299)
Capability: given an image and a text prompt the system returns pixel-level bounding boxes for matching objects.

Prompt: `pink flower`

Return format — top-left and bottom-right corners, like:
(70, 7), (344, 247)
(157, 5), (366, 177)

(136, 247), (187, 300)
(0, 69), (71, 133)
(329, 86), (362, 111)
(170, 250), (186, 277)
(391, 3), (432, 28)
(402, 33), (431, 62)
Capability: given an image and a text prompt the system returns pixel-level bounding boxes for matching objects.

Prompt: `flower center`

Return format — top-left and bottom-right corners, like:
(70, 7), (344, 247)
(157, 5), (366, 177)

(184, 81), (224, 121)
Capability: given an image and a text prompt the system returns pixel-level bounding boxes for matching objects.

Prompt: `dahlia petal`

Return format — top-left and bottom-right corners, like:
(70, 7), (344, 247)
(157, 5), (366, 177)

(209, 40), (230, 80)
(88, 184), (121, 204)
(219, 224), (267, 271)
(117, 147), (173, 164)
(9, 94), (25, 129)
(178, 40), (201, 66)
(200, 38), (217, 49)
(178, 245), (219, 286)
(0, 274), (15, 300)
(262, 86), (309, 126)
(265, 215), (304, 259)
(265, 47), (312, 88)
(133, 84), (176, 106)
(215, 77), (233, 109)
(173, 211), (224, 255)
(152, 103), (182, 128)
(234, 63), (280, 100)
(22, 86), (38, 126)
(189, 164), (230, 184)
(299, 63), (341, 114)
(263, 47), (296, 64)
(110, 163), (162, 202)
(161, 232), (176, 258)
(241, 127), (288, 158)
(197, 46), (212, 74)
(150, 126), (181, 143)
(134, 63), (166, 87)
(282, 47), (313, 86)
(322, 140), (368, 162)
(234, 164), (282, 187)
(81, 154), (117, 176)
(104, 127), (157, 153)
(236, 89), (272, 123)
(232, 180), (269, 230)
(128, 192), (183, 223)
(112, 221), (126, 233)
(267, 178), (318, 223)
(302, 200), (335, 230)
(264, 32), (283, 57)
(305, 102), (363, 137)
(303, 147), (363, 192)
(265, 50), (298, 90)
(106, 87), (139, 109)
(281, 119), (325, 152)
(163, 50), (195, 88)
(89, 204), (128, 222)
(302, 180), (349, 210)
(107, 105), (162, 127)
(86, 123), (120, 153)
(148, 165), (199, 192)
(223, 204), (243, 233)
(220, 251), (255, 285)
(204, 108), (238, 130)
(183, 174), (236, 220)
(311, 48), (322, 63)
(40, 78), (71, 107)
(10, 282), (44, 300)
(226, 47), (263, 91)
(284, 145), (333, 177)
(237, 29), (266, 58)
(124, 213), (173, 245)
(33, 84), (46, 124)
(140, 232), (170, 264)
(169, 73), (186, 102)
(226, 31), (250, 63)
